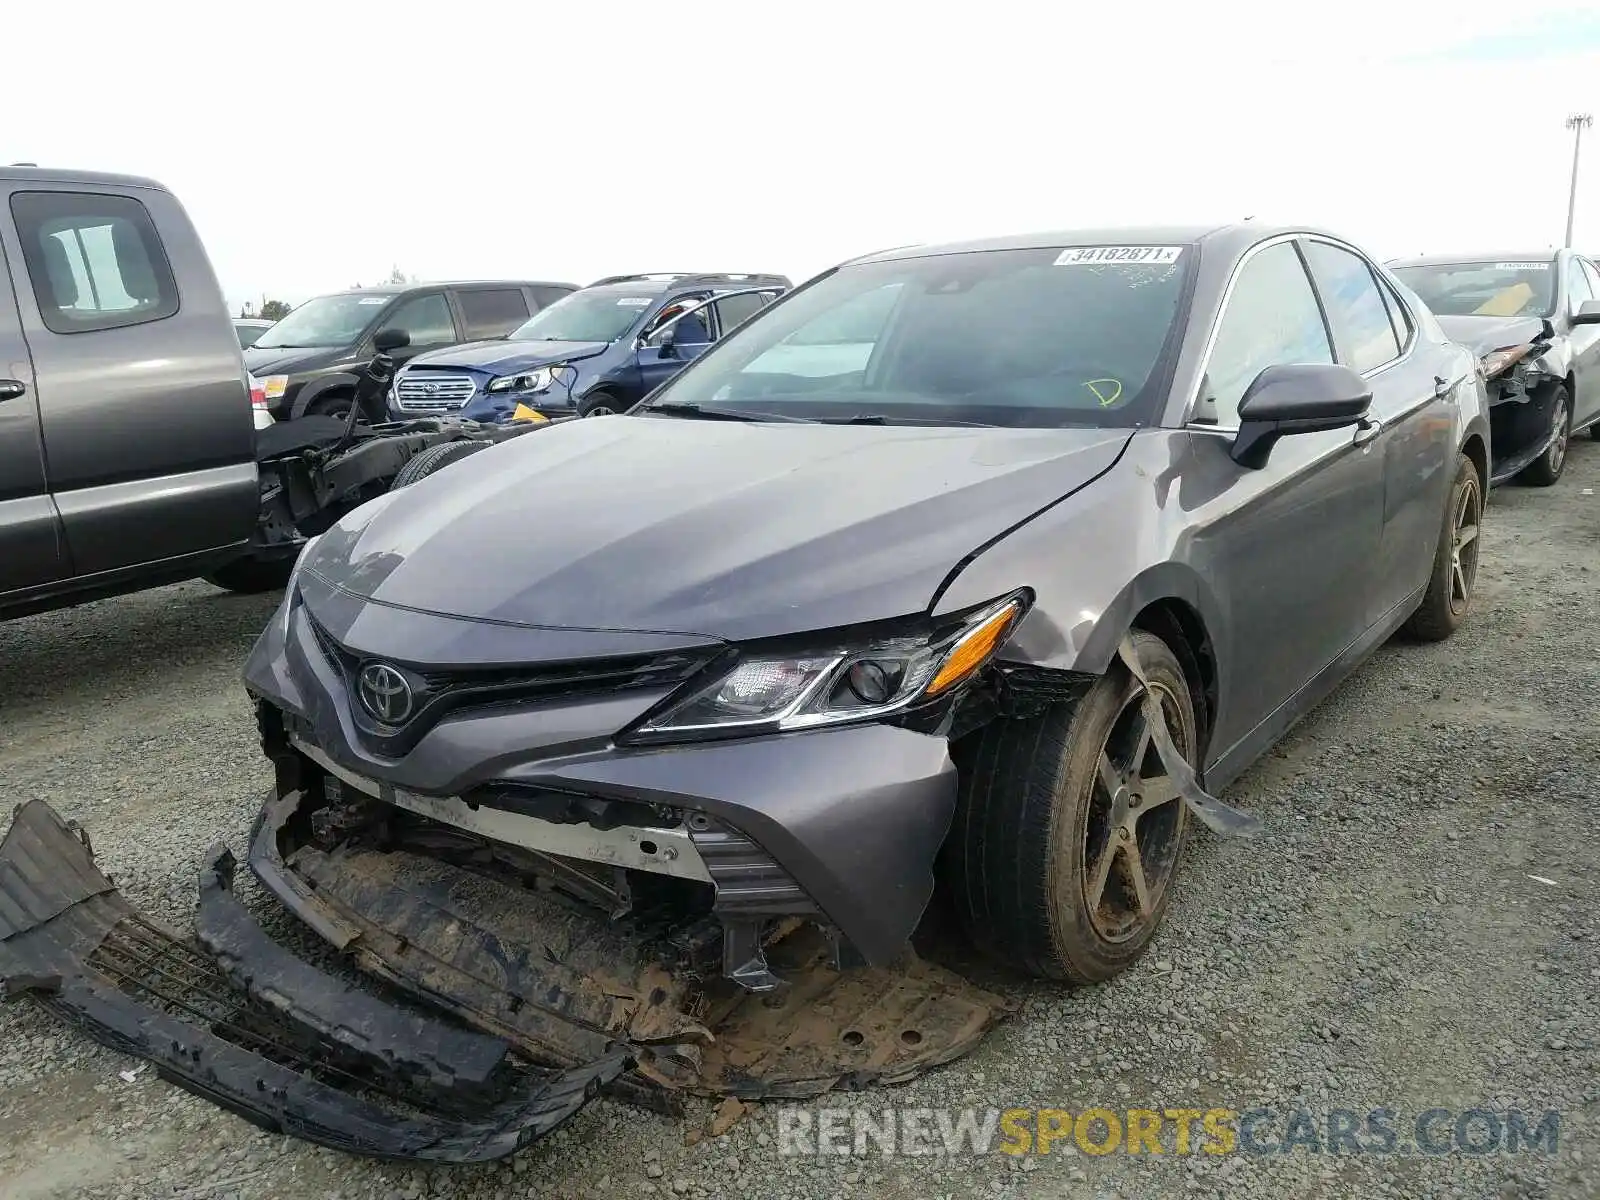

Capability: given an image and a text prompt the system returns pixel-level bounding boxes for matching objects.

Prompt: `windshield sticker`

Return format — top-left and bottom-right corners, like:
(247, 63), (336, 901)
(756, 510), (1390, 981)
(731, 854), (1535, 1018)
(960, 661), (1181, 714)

(1084, 378), (1123, 407)
(1494, 261), (1549, 270)
(616, 297), (653, 306)
(358, 297), (388, 304)
(1056, 246), (1184, 267)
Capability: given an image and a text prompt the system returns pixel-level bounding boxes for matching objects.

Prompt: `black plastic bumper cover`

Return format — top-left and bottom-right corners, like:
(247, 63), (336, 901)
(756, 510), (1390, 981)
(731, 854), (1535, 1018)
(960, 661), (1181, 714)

(0, 800), (628, 1163)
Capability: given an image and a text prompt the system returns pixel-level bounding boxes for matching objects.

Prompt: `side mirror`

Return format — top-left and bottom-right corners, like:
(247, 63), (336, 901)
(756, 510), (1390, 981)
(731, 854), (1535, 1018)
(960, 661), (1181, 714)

(1571, 299), (1600, 326)
(653, 322), (679, 358)
(373, 328), (410, 353)
(1229, 363), (1373, 470)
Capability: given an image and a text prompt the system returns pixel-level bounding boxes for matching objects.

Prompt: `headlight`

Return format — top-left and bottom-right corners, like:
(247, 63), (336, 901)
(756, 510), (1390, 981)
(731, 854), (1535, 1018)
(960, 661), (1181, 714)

(260, 374), (290, 401)
(280, 534), (322, 638)
(629, 595), (1026, 741)
(1479, 345), (1532, 379)
(486, 368), (554, 394)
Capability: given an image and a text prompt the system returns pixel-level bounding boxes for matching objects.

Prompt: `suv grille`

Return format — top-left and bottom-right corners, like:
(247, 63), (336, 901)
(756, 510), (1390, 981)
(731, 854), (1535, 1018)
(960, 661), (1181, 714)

(396, 373), (477, 412)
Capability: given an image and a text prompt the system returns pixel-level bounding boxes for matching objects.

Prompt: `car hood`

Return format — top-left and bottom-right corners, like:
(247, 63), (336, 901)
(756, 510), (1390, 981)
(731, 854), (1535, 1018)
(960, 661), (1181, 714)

(406, 340), (612, 374)
(303, 416), (1132, 643)
(1436, 313), (1551, 357)
(243, 345), (349, 376)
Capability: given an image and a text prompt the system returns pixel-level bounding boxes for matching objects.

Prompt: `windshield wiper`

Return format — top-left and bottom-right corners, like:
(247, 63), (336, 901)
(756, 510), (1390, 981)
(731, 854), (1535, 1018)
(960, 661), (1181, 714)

(819, 413), (997, 427)
(640, 402), (813, 423)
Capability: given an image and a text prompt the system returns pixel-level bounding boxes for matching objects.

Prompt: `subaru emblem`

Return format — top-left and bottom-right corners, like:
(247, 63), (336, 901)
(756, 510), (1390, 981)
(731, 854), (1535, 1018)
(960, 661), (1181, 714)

(358, 662), (414, 724)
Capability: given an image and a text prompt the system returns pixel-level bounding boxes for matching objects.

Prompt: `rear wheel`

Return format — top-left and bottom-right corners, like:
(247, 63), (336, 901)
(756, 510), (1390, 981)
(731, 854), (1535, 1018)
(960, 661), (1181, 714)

(204, 555), (293, 594)
(391, 439), (491, 488)
(943, 629), (1195, 982)
(1516, 385), (1570, 487)
(1402, 451), (1481, 642)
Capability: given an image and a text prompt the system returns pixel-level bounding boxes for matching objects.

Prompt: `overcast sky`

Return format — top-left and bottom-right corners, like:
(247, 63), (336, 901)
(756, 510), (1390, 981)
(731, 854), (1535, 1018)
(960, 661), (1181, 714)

(8, 1), (1600, 312)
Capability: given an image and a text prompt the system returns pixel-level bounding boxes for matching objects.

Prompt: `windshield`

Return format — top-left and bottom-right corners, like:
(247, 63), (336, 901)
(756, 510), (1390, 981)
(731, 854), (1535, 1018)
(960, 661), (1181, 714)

(253, 293), (389, 349)
(638, 245), (1192, 427)
(507, 286), (660, 342)
(1389, 260), (1555, 318)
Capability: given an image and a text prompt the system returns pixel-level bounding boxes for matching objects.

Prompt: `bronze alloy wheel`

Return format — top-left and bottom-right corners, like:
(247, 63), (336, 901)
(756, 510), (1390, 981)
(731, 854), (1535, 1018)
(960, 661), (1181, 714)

(1449, 468), (1482, 616)
(1079, 678), (1189, 943)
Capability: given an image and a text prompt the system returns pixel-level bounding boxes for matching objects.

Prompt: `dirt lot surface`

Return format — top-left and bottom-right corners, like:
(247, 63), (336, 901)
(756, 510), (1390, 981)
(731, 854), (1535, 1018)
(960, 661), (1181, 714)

(1, 443), (1596, 1200)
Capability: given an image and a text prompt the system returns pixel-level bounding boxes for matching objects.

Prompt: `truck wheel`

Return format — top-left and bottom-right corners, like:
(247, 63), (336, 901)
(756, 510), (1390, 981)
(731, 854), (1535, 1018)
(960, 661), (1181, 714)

(204, 556), (294, 594)
(1401, 452), (1481, 642)
(1516, 385), (1570, 487)
(943, 629), (1195, 983)
(391, 439), (491, 488)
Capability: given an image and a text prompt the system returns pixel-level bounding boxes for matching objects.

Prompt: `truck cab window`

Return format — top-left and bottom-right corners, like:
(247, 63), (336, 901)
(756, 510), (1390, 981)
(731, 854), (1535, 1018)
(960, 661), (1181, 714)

(9, 191), (179, 334)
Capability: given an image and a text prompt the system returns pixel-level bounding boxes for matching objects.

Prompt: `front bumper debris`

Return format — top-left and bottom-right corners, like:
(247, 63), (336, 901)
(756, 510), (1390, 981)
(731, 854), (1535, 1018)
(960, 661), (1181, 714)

(250, 782), (1012, 1099)
(0, 800), (627, 1163)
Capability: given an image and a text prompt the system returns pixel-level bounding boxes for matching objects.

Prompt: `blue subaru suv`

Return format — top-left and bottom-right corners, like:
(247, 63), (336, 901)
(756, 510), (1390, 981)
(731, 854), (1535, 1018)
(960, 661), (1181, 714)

(387, 272), (791, 421)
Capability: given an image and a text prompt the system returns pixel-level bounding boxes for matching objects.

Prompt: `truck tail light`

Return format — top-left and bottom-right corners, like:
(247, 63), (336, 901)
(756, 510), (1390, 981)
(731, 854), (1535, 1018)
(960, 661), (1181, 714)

(247, 372), (268, 410)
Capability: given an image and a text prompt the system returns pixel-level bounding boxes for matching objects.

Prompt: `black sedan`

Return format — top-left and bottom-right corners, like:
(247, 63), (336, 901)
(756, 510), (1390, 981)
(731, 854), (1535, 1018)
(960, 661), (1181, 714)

(244, 222), (1492, 1020)
(1389, 249), (1600, 485)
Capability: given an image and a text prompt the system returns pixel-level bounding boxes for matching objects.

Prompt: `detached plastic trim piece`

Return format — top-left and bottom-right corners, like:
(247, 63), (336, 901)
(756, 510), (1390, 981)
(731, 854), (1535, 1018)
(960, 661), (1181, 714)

(0, 800), (629, 1163)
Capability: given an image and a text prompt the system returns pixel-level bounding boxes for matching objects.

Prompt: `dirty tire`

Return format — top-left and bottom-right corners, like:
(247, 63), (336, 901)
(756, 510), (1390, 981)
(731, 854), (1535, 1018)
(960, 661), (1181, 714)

(579, 391), (625, 417)
(1402, 451), (1481, 642)
(304, 391), (355, 422)
(391, 439), (491, 488)
(944, 629), (1196, 983)
(1516, 384), (1570, 487)
(203, 555), (294, 594)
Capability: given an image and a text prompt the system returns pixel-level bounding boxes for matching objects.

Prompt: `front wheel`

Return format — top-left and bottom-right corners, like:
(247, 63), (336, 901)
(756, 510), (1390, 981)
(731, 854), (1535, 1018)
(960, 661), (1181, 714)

(943, 629), (1196, 983)
(204, 555), (293, 594)
(390, 438), (491, 488)
(304, 392), (355, 423)
(578, 391), (625, 417)
(1401, 451), (1481, 642)
(1516, 385), (1570, 487)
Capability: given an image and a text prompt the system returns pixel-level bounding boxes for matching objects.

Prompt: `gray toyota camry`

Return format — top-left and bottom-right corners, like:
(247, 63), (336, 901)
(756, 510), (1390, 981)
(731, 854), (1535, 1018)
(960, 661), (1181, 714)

(244, 223), (1491, 1019)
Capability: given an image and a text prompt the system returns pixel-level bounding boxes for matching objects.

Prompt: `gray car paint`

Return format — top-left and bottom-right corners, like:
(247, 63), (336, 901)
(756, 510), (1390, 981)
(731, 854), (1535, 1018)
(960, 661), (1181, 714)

(246, 221), (1491, 969)
(1390, 248), (1600, 436)
(0, 168), (259, 616)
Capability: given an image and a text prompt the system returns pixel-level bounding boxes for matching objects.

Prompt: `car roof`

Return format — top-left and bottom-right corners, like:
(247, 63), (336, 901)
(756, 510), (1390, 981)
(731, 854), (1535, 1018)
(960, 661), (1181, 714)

(316, 280), (581, 299)
(1387, 250), (1561, 267)
(844, 222), (1351, 267)
(0, 164), (169, 190)
(585, 272), (793, 293)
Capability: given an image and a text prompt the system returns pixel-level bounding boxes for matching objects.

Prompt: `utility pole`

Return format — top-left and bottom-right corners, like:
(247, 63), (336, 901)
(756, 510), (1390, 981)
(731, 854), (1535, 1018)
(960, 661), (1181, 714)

(1565, 113), (1592, 248)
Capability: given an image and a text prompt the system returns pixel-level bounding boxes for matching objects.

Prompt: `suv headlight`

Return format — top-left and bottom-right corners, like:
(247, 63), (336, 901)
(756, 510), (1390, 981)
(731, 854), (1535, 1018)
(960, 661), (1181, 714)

(487, 368), (554, 394)
(627, 595), (1026, 742)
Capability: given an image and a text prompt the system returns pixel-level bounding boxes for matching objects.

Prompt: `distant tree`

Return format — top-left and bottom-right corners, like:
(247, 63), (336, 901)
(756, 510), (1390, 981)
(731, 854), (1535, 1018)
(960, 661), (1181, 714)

(260, 299), (291, 321)
(386, 265), (412, 285)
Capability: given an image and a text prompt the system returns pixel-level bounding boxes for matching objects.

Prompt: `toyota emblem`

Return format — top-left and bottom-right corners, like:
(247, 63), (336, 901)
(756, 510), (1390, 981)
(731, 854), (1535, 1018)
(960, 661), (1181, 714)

(358, 662), (414, 724)
(423, 382), (439, 395)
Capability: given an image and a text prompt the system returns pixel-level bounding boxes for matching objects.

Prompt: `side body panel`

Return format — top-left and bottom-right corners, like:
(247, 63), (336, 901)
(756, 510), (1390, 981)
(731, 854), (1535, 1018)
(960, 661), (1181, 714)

(1, 180), (258, 577)
(0, 234), (62, 593)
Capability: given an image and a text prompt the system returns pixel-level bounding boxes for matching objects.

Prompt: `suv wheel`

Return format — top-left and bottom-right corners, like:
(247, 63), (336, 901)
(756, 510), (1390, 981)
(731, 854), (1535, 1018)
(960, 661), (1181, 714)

(943, 629), (1195, 983)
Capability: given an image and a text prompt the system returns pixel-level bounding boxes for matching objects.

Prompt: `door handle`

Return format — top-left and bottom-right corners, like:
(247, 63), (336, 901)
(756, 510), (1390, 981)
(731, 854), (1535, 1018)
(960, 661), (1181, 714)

(0, 379), (26, 402)
(1353, 416), (1383, 447)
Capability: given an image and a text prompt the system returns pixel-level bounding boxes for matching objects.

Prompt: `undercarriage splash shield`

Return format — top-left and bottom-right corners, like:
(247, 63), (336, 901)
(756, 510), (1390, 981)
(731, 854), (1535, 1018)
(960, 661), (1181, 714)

(0, 800), (627, 1163)
(251, 787), (1013, 1100)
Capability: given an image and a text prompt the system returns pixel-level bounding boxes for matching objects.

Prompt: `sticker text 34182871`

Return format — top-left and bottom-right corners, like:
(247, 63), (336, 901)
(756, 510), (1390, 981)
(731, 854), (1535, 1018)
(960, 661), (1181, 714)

(1055, 246), (1185, 267)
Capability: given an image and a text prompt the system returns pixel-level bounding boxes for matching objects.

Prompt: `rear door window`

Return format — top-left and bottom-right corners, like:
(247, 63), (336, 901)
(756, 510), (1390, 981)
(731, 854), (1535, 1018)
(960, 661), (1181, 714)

(9, 191), (180, 334)
(709, 291), (777, 337)
(382, 292), (456, 346)
(1303, 241), (1402, 373)
(456, 288), (529, 340)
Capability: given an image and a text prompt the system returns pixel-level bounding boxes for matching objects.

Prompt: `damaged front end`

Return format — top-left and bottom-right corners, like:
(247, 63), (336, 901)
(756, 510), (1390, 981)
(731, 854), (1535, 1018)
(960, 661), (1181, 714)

(1469, 317), (1565, 484)
(0, 799), (626, 1163)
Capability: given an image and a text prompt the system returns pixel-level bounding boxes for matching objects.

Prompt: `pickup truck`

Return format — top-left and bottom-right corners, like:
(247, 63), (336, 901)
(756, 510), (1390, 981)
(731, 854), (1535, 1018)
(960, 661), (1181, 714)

(0, 166), (542, 621)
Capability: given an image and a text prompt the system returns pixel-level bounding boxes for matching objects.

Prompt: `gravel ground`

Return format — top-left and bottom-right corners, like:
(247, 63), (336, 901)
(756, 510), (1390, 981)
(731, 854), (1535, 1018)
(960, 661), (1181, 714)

(2, 442), (1597, 1200)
